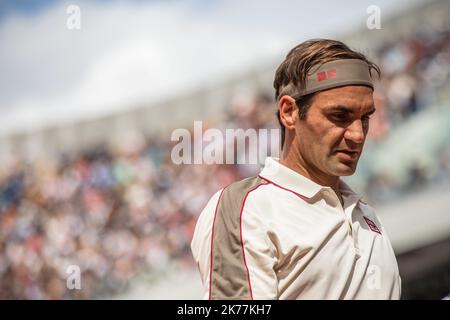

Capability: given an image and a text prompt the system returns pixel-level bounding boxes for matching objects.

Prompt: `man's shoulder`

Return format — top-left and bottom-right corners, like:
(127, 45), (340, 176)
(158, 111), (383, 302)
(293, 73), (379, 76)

(222, 175), (272, 201)
(223, 175), (267, 193)
(205, 175), (269, 213)
(357, 197), (376, 212)
(356, 197), (385, 226)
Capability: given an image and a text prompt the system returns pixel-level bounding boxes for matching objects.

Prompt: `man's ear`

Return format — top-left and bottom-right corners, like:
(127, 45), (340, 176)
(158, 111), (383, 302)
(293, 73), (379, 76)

(279, 95), (298, 130)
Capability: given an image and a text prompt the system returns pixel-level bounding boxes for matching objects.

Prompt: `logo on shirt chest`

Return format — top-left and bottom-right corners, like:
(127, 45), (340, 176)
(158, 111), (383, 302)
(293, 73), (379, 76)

(363, 217), (382, 235)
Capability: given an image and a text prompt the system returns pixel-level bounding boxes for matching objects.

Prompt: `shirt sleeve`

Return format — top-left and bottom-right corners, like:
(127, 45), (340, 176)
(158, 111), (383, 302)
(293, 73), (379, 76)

(190, 189), (223, 299)
(191, 187), (279, 300)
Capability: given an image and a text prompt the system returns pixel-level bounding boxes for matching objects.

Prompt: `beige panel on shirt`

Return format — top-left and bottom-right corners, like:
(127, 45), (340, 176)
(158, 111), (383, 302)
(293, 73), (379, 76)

(210, 176), (267, 299)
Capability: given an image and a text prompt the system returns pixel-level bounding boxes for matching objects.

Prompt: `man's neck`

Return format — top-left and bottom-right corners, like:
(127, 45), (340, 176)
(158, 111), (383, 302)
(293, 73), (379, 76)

(280, 152), (342, 203)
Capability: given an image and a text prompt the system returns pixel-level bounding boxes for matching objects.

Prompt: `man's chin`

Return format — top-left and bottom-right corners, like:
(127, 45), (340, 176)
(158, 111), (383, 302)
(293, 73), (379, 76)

(334, 163), (357, 176)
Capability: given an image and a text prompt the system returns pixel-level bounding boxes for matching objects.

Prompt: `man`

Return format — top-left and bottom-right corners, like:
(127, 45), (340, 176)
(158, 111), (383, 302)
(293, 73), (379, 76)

(191, 39), (401, 299)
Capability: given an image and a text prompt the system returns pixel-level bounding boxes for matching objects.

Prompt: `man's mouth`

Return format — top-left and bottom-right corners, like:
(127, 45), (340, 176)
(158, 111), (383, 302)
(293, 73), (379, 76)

(335, 150), (359, 160)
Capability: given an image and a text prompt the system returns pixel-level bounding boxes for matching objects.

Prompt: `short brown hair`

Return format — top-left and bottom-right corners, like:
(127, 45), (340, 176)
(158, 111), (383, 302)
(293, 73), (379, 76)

(273, 39), (380, 147)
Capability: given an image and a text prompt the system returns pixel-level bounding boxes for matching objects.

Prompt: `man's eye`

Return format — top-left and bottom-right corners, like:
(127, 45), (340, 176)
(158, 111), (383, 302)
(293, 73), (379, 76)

(332, 114), (348, 121)
(362, 115), (372, 122)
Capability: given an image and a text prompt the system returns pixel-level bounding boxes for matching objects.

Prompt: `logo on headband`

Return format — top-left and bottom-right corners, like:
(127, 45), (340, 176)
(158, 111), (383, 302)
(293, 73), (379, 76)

(317, 69), (337, 82)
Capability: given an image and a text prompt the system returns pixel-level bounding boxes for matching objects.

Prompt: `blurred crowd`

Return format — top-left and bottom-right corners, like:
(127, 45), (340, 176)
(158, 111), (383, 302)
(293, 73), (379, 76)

(0, 135), (246, 299)
(372, 27), (450, 135)
(1, 22), (450, 299)
(364, 27), (450, 202)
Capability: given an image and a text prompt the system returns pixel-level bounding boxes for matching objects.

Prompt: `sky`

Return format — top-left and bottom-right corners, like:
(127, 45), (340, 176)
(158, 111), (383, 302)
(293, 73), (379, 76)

(0, 0), (426, 136)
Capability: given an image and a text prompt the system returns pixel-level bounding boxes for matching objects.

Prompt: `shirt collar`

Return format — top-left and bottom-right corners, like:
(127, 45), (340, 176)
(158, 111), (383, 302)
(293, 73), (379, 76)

(259, 157), (362, 204)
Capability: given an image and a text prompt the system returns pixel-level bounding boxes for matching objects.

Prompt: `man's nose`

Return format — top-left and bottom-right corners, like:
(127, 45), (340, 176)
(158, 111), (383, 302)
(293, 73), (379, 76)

(344, 119), (365, 144)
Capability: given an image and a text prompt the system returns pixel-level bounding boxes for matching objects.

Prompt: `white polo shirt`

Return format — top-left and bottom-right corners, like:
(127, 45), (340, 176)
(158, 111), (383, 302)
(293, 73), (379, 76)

(191, 157), (401, 299)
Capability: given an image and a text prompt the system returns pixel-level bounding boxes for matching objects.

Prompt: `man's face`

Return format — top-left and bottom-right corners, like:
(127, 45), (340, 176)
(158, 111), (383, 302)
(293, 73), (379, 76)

(295, 85), (375, 178)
